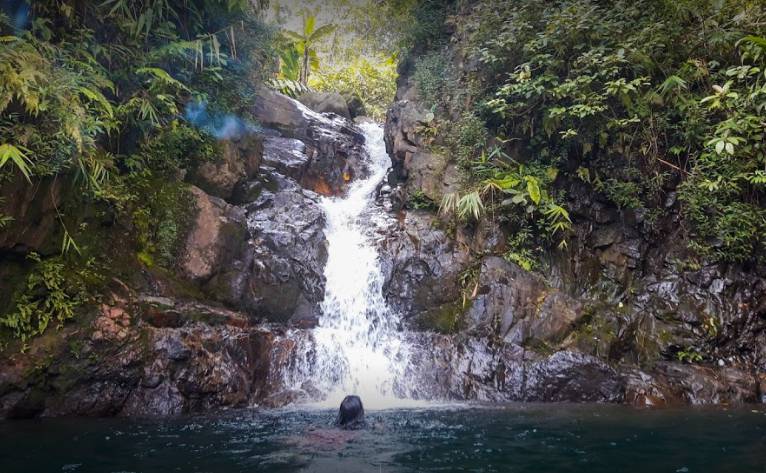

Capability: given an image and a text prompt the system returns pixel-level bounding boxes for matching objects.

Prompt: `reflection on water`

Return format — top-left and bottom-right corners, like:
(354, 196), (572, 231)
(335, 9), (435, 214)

(1, 405), (765, 473)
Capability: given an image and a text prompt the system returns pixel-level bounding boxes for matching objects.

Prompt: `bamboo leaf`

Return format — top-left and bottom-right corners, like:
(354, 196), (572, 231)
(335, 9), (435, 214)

(0, 144), (33, 183)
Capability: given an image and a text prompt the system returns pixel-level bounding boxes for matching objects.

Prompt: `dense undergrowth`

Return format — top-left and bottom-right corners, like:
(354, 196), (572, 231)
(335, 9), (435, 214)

(0, 0), (275, 345)
(408, 0), (766, 266)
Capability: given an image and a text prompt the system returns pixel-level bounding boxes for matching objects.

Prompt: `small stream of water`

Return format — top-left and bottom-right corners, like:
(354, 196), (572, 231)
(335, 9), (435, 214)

(285, 123), (417, 409)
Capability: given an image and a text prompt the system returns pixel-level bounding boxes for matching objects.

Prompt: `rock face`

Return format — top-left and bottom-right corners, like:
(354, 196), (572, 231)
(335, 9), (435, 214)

(405, 334), (624, 402)
(242, 170), (328, 324)
(381, 211), (472, 318)
(180, 186), (249, 283)
(0, 87), (380, 419)
(382, 35), (766, 407)
(175, 90), (371, 325)
(299, 91), (352, 120)
(466, 257), (584, 345)
(0, 175), (65, 254)
(252, 88), (367, 196)
(384, 100), (460, 202)
(188, 134), (262, 201)
(0, 293), (305, 418)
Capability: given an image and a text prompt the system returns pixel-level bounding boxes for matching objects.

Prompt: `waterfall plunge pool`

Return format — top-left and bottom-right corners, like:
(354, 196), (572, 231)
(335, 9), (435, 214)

(2, 404), (764, 473)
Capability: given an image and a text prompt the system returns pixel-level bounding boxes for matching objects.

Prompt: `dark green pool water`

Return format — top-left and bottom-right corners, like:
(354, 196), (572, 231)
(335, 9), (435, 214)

(1, 404), (765, 473)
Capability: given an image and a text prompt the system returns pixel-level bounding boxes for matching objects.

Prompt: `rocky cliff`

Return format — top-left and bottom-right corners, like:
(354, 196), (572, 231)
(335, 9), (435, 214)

(381, 25), (766, 407)
(1, 71), (764, 418)
(0, 90), (367, 417)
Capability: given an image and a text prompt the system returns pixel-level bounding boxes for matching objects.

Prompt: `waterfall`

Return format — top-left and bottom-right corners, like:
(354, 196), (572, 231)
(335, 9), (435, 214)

(285, 122), (417, 409)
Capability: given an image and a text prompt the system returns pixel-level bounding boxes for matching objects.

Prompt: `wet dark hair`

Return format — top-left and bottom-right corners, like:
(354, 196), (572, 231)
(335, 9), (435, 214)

(335, 395), (365, 430)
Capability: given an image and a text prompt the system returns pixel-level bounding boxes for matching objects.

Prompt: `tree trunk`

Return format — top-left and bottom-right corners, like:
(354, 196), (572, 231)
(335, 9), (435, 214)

(301, 46), (309, 86)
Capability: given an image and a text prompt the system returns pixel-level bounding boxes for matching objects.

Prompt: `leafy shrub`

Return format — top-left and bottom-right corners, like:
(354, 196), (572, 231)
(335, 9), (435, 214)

(1, 253), (99, 344)
(407, 190), (438, 211)
(310, 55), (398, 120)
(454, 0), (766, 263)
(448, 113), (488, 166)
(412, 51), (454, 110)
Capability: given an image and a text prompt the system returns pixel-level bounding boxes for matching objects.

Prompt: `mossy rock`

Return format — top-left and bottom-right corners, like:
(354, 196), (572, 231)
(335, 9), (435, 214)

(413, 299), (470, 334)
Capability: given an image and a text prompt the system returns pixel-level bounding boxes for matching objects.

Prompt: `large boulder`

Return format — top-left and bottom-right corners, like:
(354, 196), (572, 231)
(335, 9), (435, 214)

(180, 186), (249, 283)
(177, 181), (326, 325)
(188, 134), (262, 201)
(299, 91), (351, 119)
(260, 136), (310, 182)
(242, 170), (328, 324)
(252, 88), (368, 196)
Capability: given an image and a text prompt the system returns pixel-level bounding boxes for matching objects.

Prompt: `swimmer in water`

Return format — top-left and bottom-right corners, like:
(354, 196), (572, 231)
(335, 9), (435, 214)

(286, 395), (368, 451)
(335, 395), (366, 430)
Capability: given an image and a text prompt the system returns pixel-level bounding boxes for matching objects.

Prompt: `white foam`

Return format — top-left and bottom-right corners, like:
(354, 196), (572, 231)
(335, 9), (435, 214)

(285, 123), (418, 410)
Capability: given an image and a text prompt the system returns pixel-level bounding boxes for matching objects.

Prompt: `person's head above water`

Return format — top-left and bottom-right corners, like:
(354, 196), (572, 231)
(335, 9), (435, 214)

(335, 395), (365, 429)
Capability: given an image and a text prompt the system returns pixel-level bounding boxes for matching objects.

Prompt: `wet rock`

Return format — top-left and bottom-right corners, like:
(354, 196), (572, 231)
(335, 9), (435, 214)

(404, 334), (526, 401)
(406, 334), (623, 403)
(261, 136), (310, 181)
(180, 186), (249, 283)
(243, 171), (327, 323)
(624, 363), (759, 406)
(381, 211), (472, 318)
(299, 91), (351, 119)
(0, 297), (301, 418)
(466, 257), (584, 346)
(188, 134), (262, 201)
(180, 166), (328, 324)
(252, 88), (367, 196)
(524, 351), (624, 402)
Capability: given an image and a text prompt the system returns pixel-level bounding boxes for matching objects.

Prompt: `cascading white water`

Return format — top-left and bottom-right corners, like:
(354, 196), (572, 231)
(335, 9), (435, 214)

(285, 122), (418, 409)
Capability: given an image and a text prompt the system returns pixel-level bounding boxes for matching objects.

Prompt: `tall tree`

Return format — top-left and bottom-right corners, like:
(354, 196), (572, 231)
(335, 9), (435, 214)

(282, 14), (335, 85)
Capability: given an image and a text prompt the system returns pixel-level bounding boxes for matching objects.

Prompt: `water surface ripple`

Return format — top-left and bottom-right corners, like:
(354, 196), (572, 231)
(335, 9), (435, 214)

(2, 405), (764, 473)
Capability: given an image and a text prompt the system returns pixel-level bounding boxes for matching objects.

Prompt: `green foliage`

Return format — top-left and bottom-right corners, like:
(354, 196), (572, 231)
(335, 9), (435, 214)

(407, 190), (438, 211)
(412, 51), (454, 110)
(0, 143), (32, 182)
(448, 113), (488, 166)
(678, 34), (766, 262)
(476, 147), (572, 248)
(0, 253), (99, 344)
(310, 55), (398, 120)
(277, 43), (302, 81)
(131, 182), (195, 269)
(504, 227), (539, 272)
(434, 0), (766, 263)
(676, 347), (704, 363)
(0, 1), (275, 344)
(401, 0), (456, 52)
(267, 78), (310, 99)
(0, 0), (273, 184)
(439, 191), (484, 222)
(281, 14), (336, 85)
